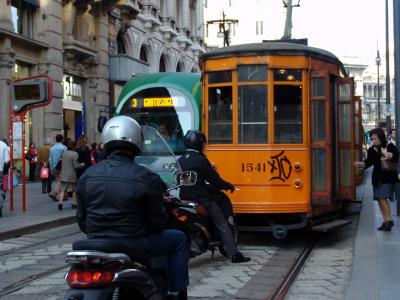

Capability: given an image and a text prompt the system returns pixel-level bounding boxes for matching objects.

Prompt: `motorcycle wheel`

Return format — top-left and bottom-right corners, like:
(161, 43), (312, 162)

(218, 223), (238, 257)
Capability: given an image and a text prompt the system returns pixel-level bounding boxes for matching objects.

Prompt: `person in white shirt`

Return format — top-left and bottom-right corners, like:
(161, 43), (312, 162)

(0, 140), (10, 217)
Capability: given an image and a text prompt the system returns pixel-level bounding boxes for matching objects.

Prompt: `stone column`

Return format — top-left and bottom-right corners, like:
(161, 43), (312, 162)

(0, 0), (14, 31)
(0, 39), (15, 140)
(63, 0), (76, 43)
(180, 0), (190, 29)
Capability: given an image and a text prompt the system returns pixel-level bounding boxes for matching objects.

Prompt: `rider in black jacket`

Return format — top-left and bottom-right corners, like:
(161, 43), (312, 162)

(76, 116), (189, 300)
(178, 130), (251, 263)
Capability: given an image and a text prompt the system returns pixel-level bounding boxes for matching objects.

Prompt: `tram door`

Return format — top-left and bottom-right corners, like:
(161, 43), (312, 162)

(336, 78), (355, 200)
(310, 71), (333, 207)
(354, 96), (363, 185)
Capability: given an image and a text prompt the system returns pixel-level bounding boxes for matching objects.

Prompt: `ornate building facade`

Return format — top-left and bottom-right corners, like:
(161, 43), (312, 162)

(0, 0), (205, 158)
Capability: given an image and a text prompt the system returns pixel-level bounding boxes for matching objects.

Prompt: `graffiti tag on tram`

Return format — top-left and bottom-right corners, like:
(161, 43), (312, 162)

(240, 150), (293, 182)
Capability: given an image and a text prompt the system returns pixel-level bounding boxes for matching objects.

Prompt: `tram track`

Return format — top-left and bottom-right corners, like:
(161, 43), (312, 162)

(271, 238), (317, 300)
(0, 230), (81, 257)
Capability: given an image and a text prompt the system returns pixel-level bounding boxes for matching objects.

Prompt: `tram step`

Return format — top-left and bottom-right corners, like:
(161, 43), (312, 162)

(311, 219), (352, 232)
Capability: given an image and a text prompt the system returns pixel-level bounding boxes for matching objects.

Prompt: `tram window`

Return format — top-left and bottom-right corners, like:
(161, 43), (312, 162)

(274, 85), (302, 144)
(208, 71), (232, 84)
(238, 65), (267, 82)
(238, 85), (268, 144)
(312, 149), (327, 191)
(311, 77), (325, 97)
(311, 100), (326, 141)
(119, 87), (194, 154)
(273, 69), (302, 81)
(208, 86), (232, 144)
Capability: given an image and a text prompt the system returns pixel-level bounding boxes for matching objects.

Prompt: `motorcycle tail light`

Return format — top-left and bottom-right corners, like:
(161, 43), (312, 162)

(178, 215), (188, 222)
(66, 269), (115, 288)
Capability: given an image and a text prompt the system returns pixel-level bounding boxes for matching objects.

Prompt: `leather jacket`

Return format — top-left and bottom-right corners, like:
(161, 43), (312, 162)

(178, 149), (233, 203)
(76, 151), (167, 239)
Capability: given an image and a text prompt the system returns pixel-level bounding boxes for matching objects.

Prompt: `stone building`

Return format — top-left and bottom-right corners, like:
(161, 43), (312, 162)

(0, 0), (205, 161)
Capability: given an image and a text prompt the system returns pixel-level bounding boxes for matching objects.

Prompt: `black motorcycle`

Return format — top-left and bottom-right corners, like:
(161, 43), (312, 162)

(167, 196), (238, 258)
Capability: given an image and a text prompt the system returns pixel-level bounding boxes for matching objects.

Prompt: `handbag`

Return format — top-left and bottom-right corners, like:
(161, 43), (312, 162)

(381, 159), (398, 172)
(40, 167), (49, 179)
(2, 175), (8, 192)
(25, 152), (32, 161)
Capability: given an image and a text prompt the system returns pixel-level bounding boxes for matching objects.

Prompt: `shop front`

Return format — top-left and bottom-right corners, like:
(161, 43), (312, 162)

(62, 75), (86, 141)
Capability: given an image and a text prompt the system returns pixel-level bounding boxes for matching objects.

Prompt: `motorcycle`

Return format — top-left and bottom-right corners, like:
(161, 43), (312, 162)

(167, 193), (238, 258)
(63, 126), (195, 300)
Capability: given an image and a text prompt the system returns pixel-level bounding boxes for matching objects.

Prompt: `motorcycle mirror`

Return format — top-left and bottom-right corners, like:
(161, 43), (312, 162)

(177, 171), (197, 186)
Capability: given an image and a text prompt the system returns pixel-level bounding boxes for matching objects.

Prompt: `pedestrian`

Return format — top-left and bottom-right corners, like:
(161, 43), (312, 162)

(355, 127), (399, 231)
(27, 142), (38, 181)
(89, 142), (97, 165)
(0, 139), (10, 217)
(58, 140), (84, 210)
(48, 134), (67, 201)
(388, 128), (396, 145)
(37, 138), (52, 193)
(96, 142), (107, 162)
(76, 135), (91, 178)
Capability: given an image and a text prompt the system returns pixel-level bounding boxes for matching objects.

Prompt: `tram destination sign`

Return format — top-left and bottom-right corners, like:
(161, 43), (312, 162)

(131, 96), (186, 109)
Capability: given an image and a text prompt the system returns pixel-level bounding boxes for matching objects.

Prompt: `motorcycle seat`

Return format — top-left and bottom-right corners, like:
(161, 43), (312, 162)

(72, 239), (167, 269)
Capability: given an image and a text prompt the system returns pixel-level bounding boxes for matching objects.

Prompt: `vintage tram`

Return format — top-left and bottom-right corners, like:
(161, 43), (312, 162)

(199, 41), (363, 238)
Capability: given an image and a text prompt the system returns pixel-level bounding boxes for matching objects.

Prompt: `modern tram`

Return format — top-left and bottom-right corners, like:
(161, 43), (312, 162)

(113, 41), (364, 238)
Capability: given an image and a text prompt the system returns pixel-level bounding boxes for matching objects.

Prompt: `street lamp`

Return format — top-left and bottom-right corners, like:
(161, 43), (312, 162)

(376, 50), (381, 127)
(207, 11), (238, 47)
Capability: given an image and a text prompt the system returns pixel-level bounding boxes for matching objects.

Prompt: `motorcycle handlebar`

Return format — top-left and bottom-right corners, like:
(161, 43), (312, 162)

(163, 196), (198, 209)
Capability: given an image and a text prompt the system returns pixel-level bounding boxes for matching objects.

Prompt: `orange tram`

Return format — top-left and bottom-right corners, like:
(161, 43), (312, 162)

(200, 41), (363, 238)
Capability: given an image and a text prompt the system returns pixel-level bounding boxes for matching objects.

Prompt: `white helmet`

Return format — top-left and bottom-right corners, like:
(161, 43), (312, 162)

(102, 116), (143, 155)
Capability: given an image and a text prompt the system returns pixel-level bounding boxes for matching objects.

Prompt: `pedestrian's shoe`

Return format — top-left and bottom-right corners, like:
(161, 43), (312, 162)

(231, 251), (251, 263)
(377, 222), (387, 231)
(71, 204), (77, 209)
(57, 203), (63, 210)
(385, 220), (394, 231)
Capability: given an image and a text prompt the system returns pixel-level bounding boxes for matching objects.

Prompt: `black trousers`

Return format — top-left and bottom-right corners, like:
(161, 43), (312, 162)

(29, 163), (36, 181)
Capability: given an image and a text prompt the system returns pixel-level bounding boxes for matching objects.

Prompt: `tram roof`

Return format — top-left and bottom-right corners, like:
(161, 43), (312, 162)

(117, 72), (202, 112)
(201, 41), (344, 67)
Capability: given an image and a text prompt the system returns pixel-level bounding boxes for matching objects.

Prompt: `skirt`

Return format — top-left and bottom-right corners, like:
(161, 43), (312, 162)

(373, 183), (395, 200)
(60, 182), (77, 193)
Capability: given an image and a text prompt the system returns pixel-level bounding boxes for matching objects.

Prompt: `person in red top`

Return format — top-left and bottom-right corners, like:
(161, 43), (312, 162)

(27, 142), (38, 181)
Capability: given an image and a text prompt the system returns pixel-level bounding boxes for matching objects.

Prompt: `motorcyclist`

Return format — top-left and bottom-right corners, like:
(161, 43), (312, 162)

(76, 116), (189, 300)
(178, 130), (251, 263)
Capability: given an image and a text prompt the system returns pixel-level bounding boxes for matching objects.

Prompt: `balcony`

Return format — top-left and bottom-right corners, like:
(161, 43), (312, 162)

(109, 54), (149, 82)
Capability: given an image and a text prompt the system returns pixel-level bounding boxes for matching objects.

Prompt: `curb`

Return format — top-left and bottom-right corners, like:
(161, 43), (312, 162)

(0, 216), (76, 241)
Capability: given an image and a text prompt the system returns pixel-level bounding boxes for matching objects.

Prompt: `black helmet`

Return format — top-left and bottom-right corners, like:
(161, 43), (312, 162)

(183, 130), (207, 152)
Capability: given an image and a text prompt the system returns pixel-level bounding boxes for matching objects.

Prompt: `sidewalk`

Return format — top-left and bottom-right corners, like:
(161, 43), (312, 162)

(0, 181), (76, 241)
(345, 169), (400, 300)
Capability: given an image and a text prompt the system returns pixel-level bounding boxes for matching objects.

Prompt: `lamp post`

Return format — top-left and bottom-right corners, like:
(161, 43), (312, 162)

(376, 50), (381, 127)
(207, 11), (238, 47)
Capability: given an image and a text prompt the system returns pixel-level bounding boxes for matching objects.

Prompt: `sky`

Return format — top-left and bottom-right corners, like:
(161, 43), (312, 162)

(288, 0), (389, 65)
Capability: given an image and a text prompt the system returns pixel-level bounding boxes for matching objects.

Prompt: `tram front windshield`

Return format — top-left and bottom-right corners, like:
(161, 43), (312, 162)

(119, 87), (195, 154)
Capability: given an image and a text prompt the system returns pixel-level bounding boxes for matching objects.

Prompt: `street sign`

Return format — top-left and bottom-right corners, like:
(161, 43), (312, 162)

(10, 75), (52, 113)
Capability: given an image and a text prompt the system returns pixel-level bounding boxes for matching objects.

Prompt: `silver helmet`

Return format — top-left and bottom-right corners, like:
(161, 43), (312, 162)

(101, 116), (143, 155)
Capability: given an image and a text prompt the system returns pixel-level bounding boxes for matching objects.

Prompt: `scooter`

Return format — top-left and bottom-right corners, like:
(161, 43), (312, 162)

(63, 127), (195, 300)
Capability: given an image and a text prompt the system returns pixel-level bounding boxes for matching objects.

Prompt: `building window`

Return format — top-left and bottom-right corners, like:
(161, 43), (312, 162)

(256, 21), (263, 35)
(13, 61), (31, 80)
(11, 0), (35, 38)
(117, 31), (126, 54)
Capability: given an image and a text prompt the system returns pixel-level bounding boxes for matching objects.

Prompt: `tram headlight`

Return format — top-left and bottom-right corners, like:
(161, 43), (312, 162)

(293, 179), (303, 189)
(293, 162), (302, 172)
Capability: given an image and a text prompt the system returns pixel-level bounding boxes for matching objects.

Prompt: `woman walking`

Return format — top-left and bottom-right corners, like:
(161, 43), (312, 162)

(355, 127), (399, 231)
(58, 140), (84, 210)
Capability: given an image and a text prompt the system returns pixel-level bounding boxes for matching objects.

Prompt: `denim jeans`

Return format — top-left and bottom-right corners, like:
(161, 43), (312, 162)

(129, 229), (189, 293)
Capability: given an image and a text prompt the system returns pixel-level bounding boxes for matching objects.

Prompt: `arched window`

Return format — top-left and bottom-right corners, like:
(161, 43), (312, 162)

(140, 46), (148, 62)
(117, 31), (126, 54)
(176, 61), (183, 72)
(159, 55), (166, 72)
